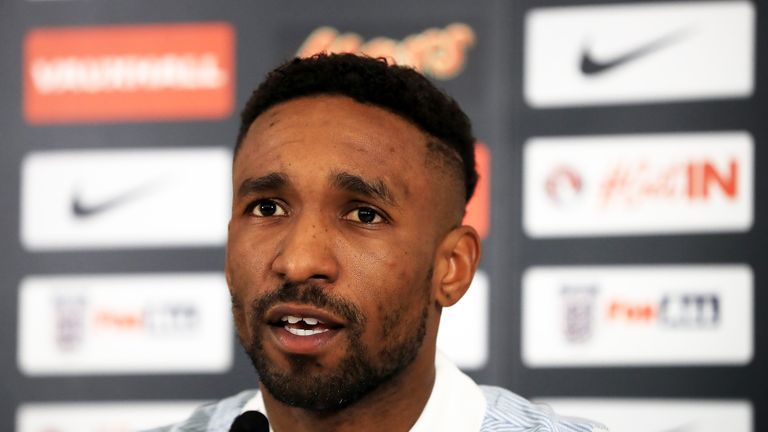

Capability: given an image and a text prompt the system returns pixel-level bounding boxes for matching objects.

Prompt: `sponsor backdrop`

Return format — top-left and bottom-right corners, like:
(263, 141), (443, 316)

(0, 0), (764, 431)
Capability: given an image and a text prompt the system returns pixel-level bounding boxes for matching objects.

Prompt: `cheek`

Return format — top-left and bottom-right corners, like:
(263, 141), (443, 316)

(343, 248), (405, 299)
(343, 234), (427, 279)
(357, 255), (431, 339)
(231, 302), (250, 346)
(226, 230), (275, 330)
(371, 271), (431, 345)
(226, 251), (251, 339)
(227, 228), (273, 285)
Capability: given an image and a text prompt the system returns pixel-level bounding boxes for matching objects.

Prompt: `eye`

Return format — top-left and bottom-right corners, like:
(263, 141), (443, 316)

(249, 199), (287, 217)
(344, 207), (385, 224)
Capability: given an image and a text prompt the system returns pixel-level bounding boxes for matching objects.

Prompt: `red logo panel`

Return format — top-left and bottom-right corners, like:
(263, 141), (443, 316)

(24, 23), (235, 124)
(464, 142), (490, 239)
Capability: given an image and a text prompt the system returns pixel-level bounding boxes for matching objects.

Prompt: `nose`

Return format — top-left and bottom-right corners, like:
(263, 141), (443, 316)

(270, 213), (339, 284)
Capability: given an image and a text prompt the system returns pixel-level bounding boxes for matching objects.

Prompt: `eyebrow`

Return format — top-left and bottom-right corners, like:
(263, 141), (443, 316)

(237, 172), (288, 198)
(331, 171), (397, 206)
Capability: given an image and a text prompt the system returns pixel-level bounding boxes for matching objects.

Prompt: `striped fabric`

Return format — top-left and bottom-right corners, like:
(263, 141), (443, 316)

(479, 386), (608, 432)
(145, 386), (607, 432)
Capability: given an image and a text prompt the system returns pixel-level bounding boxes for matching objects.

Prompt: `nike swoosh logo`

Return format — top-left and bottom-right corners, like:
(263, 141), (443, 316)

(581, 29), (688, 76)
(72, 182), (155, 218)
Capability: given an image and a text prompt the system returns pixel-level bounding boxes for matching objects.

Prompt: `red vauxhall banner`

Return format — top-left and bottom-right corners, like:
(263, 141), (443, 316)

(23, 23), (235, 124)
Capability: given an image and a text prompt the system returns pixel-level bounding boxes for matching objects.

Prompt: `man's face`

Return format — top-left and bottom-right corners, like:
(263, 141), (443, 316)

(226, 95), (460, 411)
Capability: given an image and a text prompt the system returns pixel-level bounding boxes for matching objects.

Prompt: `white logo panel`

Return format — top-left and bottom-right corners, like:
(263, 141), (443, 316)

(18, 273), (232, 375)
(522, 265), (753, 367)
(437, 270), (489, 369)
(16, 401), (203, 432)
(524, 132), (753, 237)
(21, 147), (231, 250)
(525, 1), (754, 107)
(538, 399), (753, 432)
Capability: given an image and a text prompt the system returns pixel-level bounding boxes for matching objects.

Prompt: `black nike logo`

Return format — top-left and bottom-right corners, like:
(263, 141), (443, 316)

(580, 29), (688, 76)
(72, 182), (155, 218)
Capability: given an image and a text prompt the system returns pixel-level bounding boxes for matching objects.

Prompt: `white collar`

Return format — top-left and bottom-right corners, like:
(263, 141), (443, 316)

(241, 385), (270, 430)
(241, 352), (487, 432)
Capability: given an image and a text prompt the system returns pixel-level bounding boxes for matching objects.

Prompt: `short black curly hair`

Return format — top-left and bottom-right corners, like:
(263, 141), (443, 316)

(236, 53), (478, 203)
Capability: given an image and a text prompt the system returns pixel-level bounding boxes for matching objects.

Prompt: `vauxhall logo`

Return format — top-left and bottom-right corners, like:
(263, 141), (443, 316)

(23, 23), (235, 123)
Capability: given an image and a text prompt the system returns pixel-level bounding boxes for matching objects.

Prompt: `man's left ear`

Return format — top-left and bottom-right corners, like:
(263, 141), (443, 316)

(433, 225), (481, 307)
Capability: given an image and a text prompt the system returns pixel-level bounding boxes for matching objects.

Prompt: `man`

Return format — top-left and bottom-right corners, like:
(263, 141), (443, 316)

(150, 53), (606, 432)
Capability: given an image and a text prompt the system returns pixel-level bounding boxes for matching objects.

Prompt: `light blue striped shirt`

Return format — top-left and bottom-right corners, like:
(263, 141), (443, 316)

(145, 356), (607, 432)
(145, 387), (606, 432)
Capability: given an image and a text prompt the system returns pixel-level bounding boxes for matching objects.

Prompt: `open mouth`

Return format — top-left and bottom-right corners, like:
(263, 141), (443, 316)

(265, 305), (346, 340)
(271, 314), (343, 336)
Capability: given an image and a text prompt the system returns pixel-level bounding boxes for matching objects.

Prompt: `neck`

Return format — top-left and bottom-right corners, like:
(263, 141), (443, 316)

(261, 345), (437, 432)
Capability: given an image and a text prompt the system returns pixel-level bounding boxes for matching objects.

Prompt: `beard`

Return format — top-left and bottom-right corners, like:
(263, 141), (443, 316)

(237, 281), (429, 412)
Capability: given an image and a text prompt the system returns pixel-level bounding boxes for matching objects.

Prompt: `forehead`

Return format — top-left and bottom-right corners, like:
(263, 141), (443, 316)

(234, 95), (431, 194)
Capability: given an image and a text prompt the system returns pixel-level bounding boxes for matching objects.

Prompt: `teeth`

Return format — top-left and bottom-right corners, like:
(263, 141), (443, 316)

(279, 315), (324, 325)
(286, 327), (329, 336)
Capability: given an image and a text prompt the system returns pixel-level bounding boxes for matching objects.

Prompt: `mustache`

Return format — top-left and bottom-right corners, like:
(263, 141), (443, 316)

(251, 281), (365, 327)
